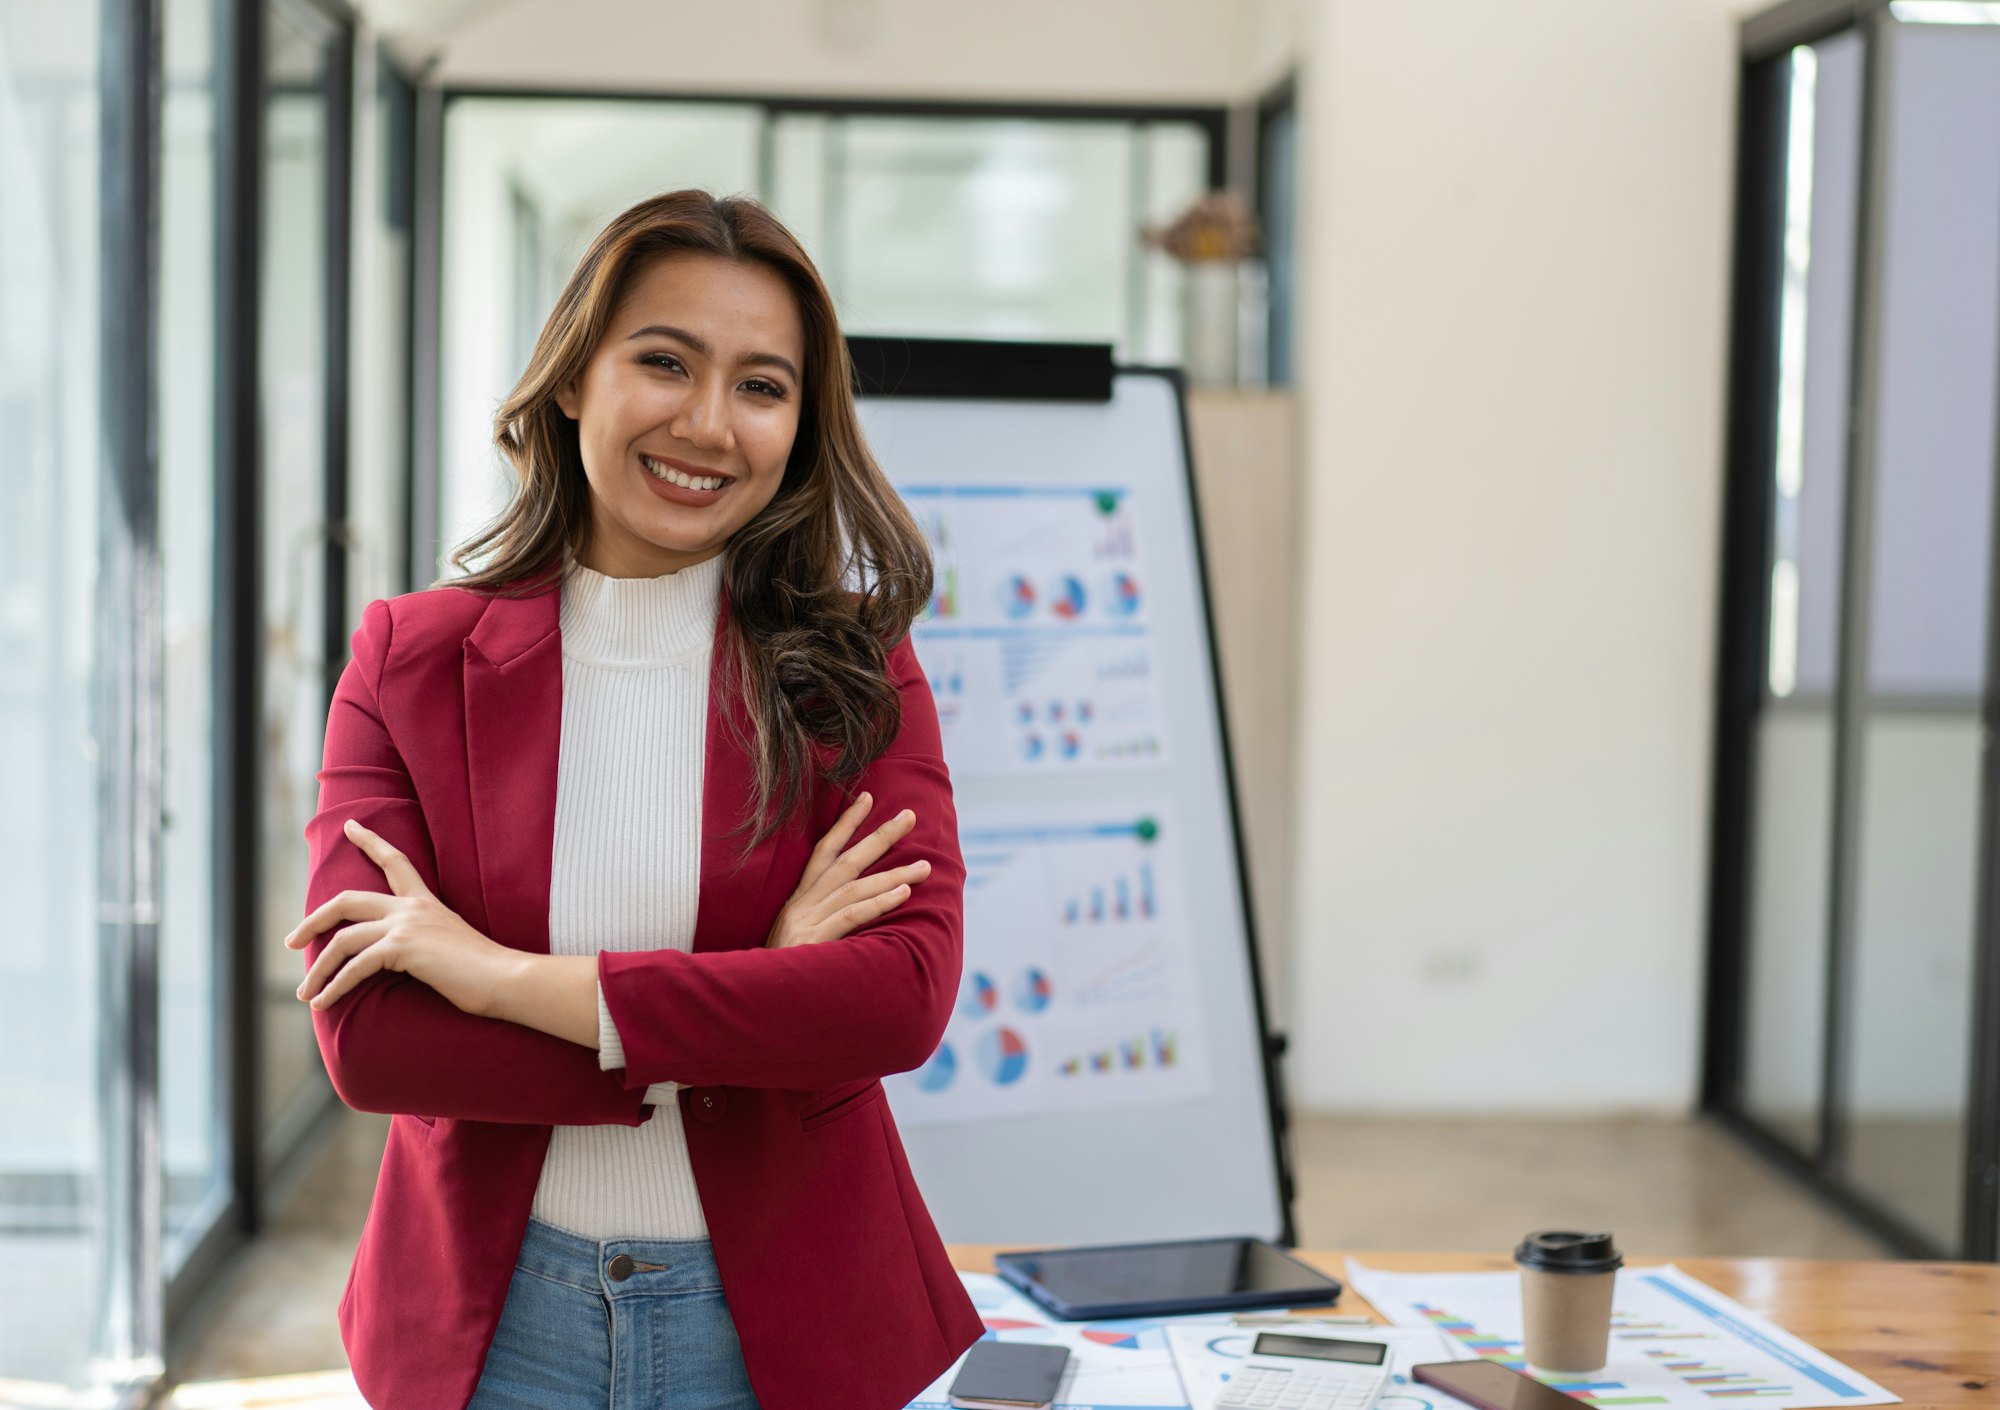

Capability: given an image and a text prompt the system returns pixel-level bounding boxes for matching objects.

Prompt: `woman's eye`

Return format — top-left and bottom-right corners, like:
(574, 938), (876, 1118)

(639, 353), (783, 400)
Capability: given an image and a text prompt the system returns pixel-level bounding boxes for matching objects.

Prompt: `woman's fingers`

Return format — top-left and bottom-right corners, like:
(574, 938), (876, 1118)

(804, 861), (927, 943)
(795, 791), (873, 894)
(816, 858), (930, 916)
(304, 938), (390, 1010)
(818, 808), (917, 895)
(343, 819), (432, 898)
(285, 889), (391, 949)
(765, 798), (920, 951)
(296, 918), (390, 1003)
(818, 883), (913, 943)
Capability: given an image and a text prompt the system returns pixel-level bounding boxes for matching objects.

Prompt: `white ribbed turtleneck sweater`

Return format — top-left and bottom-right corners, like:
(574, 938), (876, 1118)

(528, 551), (724, 1240)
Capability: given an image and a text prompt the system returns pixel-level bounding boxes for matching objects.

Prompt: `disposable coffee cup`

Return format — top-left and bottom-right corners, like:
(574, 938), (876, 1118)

(1514, 1230), (1623, 1374)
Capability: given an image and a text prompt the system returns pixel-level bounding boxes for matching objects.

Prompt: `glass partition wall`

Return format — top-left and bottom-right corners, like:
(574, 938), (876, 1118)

(0, 0), (403, 1399)
(0, 0), (137, 1394)
(161, 0), (227, 1281)
(256, 0), (347, 1170)
(1708, 0), (2000, 1261)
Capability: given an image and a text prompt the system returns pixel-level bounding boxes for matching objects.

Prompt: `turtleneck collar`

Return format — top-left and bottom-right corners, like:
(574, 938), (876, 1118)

(558, 551), (725, 667)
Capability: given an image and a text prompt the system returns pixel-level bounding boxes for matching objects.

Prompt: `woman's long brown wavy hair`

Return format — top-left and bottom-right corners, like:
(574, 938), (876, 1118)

(441, 189), (934, 856)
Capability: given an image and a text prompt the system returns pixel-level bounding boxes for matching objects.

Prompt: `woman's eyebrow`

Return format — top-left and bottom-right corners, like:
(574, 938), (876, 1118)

(625, 323), (799, 382)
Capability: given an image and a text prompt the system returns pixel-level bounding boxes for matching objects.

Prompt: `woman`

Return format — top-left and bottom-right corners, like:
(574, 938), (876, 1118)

(282, 189), (983, 1410)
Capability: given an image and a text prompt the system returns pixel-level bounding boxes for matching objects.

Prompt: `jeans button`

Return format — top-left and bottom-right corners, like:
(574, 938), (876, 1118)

(607, 1253), (635, 1281)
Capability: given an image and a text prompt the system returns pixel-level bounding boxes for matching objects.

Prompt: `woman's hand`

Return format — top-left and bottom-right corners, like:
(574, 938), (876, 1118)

(285, 819), (516, 1017)
(765, 791), (931, 950)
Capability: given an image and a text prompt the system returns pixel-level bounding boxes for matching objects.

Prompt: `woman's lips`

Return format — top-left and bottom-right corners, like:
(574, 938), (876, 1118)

(638, 453), (730, 506)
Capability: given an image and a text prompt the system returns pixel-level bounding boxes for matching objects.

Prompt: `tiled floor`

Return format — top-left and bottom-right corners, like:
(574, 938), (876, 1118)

(158, 1108), (1892, 1406)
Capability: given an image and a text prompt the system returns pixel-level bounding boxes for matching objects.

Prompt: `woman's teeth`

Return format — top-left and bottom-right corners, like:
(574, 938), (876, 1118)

(641, 455), (726, 492)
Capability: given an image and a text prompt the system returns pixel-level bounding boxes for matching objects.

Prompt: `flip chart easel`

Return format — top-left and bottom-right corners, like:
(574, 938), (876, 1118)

(851, 336), (1295, 1247)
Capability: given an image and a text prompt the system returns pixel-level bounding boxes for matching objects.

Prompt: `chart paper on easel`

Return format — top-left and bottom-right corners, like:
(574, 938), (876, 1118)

(886, 807), (1215, 1126)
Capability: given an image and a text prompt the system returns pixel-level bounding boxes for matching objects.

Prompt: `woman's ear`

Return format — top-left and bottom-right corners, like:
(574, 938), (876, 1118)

(554, 378), (581, 421)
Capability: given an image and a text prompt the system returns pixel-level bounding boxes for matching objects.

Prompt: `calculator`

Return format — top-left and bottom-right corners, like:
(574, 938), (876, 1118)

(1213, 1330), (1393, 1410)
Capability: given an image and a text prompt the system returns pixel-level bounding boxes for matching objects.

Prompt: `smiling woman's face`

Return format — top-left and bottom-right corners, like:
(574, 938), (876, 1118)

(556, 251), (806, 577)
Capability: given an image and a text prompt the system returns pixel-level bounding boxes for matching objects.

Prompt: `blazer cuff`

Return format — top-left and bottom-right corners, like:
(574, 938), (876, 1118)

(598, 977), (679, 1106)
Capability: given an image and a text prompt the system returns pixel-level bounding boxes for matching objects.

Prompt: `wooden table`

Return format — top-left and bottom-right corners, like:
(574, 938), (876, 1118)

(946, 1248), (2000, 1410)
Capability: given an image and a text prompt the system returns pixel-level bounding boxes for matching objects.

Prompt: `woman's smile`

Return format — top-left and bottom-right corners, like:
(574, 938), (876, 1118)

(638, 451), (733, 505)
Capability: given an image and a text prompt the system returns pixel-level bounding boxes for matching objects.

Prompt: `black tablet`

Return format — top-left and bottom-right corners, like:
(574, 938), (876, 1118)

(994, 1236), (1343, 1320)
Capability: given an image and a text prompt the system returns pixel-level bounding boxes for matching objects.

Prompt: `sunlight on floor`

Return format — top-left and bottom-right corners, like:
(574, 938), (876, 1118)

(164, 1368), (366, 1408)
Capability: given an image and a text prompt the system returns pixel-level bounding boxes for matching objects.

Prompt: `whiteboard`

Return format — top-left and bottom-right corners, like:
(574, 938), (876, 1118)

(857, 362), (1291, 1247)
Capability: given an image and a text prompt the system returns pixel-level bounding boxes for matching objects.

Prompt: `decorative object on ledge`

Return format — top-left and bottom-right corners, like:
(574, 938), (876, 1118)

(1141, 191), (1268, 389)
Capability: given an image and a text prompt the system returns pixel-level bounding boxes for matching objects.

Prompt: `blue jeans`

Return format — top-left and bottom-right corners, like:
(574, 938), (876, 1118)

(464, 1216), (762, 1410)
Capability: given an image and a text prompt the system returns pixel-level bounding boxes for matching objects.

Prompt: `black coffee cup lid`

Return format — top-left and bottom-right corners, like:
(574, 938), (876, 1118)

(1514, 1230), (1623, 1274)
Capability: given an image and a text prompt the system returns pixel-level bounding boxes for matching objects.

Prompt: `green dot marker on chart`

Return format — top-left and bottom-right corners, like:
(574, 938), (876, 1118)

(1094, 490), (1121, 515)
(1135, 817), (1158, 843)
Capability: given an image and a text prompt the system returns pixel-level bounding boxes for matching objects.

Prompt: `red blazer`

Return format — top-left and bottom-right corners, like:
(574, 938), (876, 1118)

(301, 573), (983, 1410)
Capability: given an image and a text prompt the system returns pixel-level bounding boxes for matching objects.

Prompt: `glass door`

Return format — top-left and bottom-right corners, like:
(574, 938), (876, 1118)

(1711, 3), (2000, 1261)
(0, 0), (162, 1397)
(257, 0), (348, 1158)
(1736, 29), (1863, 1160)
(1833, 16), (2000, 1254)
(0, 0), (118, 1390)
(160, 0), (229, 1278)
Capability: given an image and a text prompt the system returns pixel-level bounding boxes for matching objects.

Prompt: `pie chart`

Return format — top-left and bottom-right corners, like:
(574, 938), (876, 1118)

(913, 1041), (956, 1093)
(1081, 1322), (1167, 1350)
(958, 971), (999, 1019)
(1014, 967), (1052, 1014)
(978, 1027), (1029, 1085)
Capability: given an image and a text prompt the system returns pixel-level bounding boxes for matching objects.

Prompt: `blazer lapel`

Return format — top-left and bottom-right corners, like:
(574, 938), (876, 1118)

(462, 583), (562, 950)
(693, 589), (780, 953)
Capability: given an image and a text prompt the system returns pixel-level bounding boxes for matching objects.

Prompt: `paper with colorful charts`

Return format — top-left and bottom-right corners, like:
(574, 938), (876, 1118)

(905, 483), (1168, 777)
(1344, 1262), (1899, 1410)
(886, 807), (1215, 1128)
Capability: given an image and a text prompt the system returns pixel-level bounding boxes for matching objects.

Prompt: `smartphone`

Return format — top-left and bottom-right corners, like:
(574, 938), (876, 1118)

(1413, 1360), (1594, 1410)
(947, 1341), (1071, 1409)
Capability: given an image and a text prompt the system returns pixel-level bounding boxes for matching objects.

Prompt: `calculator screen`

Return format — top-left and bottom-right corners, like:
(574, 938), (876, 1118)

(1251, 1334), (1388, 1365)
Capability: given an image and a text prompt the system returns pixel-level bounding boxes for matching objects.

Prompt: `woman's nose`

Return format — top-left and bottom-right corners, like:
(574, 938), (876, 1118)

(670, 381), (732, 452)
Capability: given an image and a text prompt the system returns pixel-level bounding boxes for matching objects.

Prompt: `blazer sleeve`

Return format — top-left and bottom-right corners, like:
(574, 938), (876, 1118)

(301, 598), (650, 1127)
(596, 633), (965, 1092)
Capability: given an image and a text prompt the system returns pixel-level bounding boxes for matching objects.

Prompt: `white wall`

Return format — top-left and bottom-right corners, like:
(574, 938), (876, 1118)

(1286, 0), (1743, 1113)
